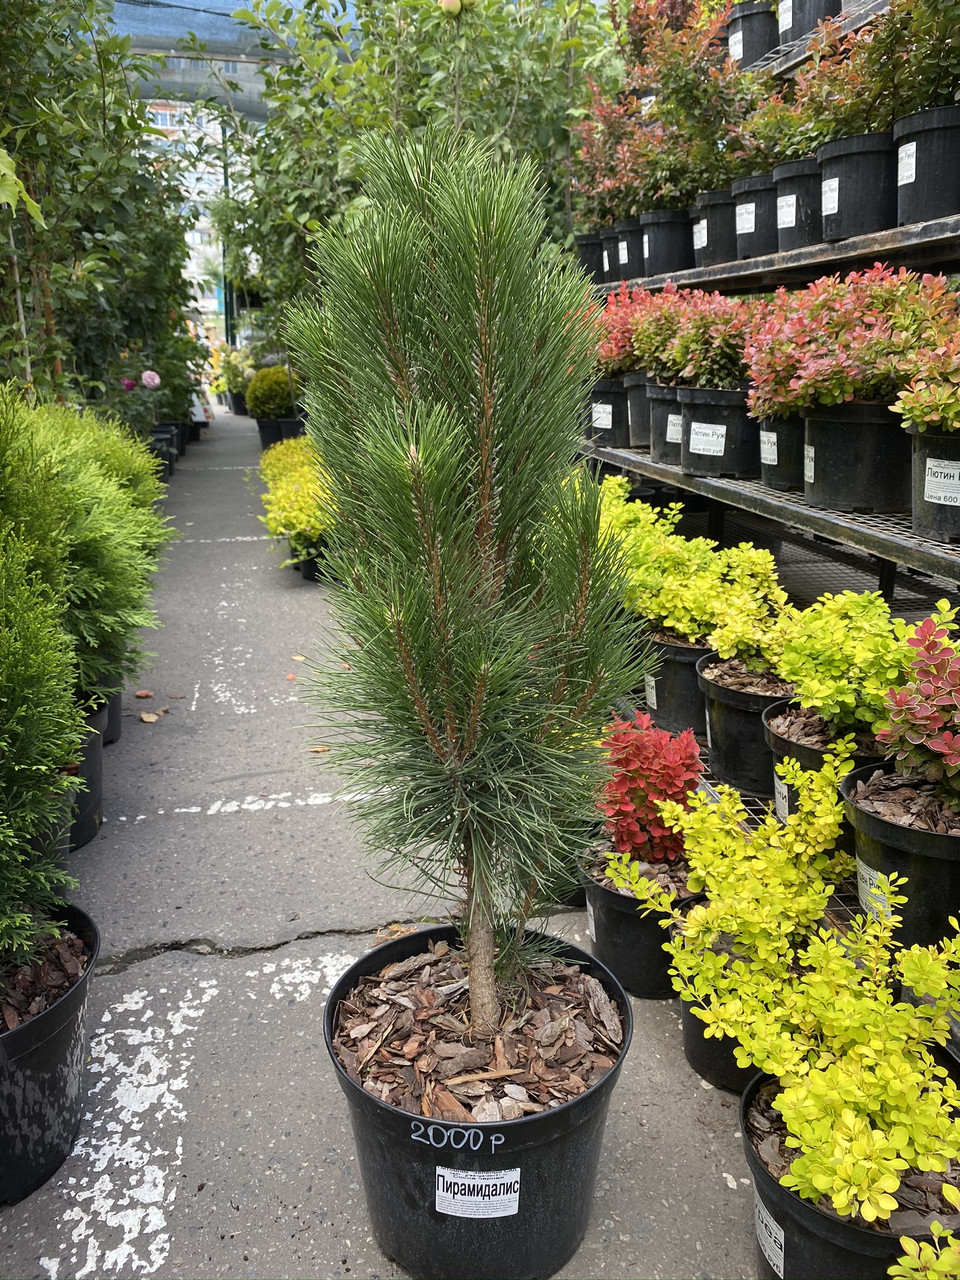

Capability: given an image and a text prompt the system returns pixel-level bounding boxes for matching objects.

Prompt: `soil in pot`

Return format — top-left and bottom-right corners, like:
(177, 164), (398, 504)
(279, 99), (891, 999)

(818, 133), (896, 241)
(759, 415), (805, 491)
(325, 925), (632, 1280)
(894, 106), (960, 226)
(697, 656), (794, 797)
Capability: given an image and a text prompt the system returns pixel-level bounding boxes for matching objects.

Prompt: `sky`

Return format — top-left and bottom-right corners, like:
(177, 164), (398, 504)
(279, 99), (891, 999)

(111, 0), (274, 47)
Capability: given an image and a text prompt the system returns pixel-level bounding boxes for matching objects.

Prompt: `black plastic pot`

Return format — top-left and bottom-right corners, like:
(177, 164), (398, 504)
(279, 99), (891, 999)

(582, 872), (673, 999)
(726, 1), (778, 67)
(69, 702), (106, 851)
(696, 190), (737, 267)
(842, 762), (960, 948)
(818, 133), (896, 241)
(908, 424), (960, 543)
(697, 654), (782, 797)
(256, 419), (287, 451)
(732, 174), (778, 259)
(793, 0), (840, 37)
(772, 158), (822, 252)
(0, 903), (100, 1206)
(644, 635), (710, 736)
(623, 371), (651, 449)
(614, 218), (644, 281)
(758, 415), (805, 491)
(227, 391), (248, 416)
(639, 210), (694, 277)
(299, 556), (319, 581)
(802, 402), (911, 513)
(679, 387), (760, 479)
(741, 1072), (932, 1280)
(574, 233), (605, 286)
(600, 228), (620, 285)
(681, 1002), (754, 1094)
(647, 382), (683, 465)
(323, 924), (633, 1280)
(894, 107), (960, 225)
(588, 378), (630, 448)
(691, 206), (707, 269)
(281, 417), (304, 440)
(103, 688), (122, 747)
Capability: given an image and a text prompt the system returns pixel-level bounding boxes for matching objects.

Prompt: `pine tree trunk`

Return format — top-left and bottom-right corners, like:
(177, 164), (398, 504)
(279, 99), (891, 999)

(464, 829), (500, 1037)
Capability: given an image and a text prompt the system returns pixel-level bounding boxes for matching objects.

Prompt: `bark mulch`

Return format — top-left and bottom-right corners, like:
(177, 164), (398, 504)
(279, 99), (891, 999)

(847, 770), (960, 836)
(1, 931), (87, 1031)
(699, 659), (794, 699)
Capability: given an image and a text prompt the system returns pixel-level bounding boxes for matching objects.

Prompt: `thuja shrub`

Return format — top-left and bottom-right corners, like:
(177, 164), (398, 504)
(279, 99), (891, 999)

(599, 711), (702, 861)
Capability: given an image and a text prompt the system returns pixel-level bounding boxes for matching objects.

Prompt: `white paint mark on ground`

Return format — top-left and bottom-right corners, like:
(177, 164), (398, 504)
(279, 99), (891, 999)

(245, 951), (357, 1004)
(113, 791), (340, 826)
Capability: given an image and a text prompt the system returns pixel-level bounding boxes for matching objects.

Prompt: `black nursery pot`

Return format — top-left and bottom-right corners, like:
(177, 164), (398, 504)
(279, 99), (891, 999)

(842, 762), (960, 949)
(227, 391), (248, 415)
(573, 233), (605, 287)
(802, 402), (911, 513)
(818, 133), (896, 241)
(70, 701), (106, 851)
(647, 382), (683, 465)
(644, 636), (710, 736)
(732, 174), (778, 259)
(894, 106), (960, 225)
(582, 873), (673, 999)
(697, 653), (781, 797)
(680, 1003), (755, 1094)
(103, 687), (122, 747)
(257, 419), (288, 450)
(908, 424), (960, 543)
(741, 1073), (931, 1280)
(639, 210), (694, 277)
(323, 925), (633, 1280)
(600, 228), (621, 285)
(679, 387), (760, 479)
(588, 378), (630, 448)
(696, 190), (737, 268)
(614, 219), (644, 281)
(772, 158), (822, 252)
(623, 371), (651, 449)
(726, 1), (778, 68)
(0, 904), (100, 1205)
(758, 415), (805, 491)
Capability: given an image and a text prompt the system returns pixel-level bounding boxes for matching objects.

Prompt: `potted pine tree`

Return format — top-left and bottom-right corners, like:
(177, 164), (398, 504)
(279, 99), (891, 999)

(288, 132), (647, 1280)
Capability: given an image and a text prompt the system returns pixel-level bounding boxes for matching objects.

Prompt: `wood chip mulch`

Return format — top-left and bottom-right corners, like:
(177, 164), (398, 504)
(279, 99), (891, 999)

(582, 837), (697, 901)
(700, 659), (794, 698)
(766, 706), (882, 758)
(1, 932), (87, 1032)
(332, 939), (624, 1123)
(848, 770), (960, 836)
(746, 1078), (960, 1236)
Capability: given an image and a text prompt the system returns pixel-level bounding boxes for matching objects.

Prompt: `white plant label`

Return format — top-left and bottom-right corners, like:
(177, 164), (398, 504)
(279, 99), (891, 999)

(643, 233), (650, 261)
(602, 249), (610, 274)
(755, 1195), (785, 1278)
(689, 421), (727, 457)
(857, 857), (888, 920)
(736, 202), (756, 236)
(729, 29), (744, 62)
(627, 399), (634, 429)
(821, 177), (840, 217)
(804, 443), (816, 484)
(644, 673), (658, 711)
(760, 430), (779, 466)
(778, 0), (792, 31)
(777, 193), (797, 229)
(618, 238), (629, 265)
(693, 219), (708, 251)
(774, 774), (789, 823)
(586, 896), (596, 941)
(898, 140), (917, 187)
(666, 413), (683, 444)
(435, 1167), (520, 1219)
(924, 457), (960, 506)
(705, 715), (713, 753)
(592, 402), (613, 432)
(640, 92), (656, 116)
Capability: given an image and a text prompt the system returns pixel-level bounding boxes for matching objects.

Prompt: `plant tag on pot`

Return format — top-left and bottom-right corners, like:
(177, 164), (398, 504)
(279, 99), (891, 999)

(692, 219), (708, 251)
(592, 402), (613, 432)
(704, 715), (712, 752)
(759, 430), (778, 466)
(773, 774), (789, 823)
(666, 413), (683, 444)
(804, 443), (815, 484)
(618, 238), (629, 265)
(778, 0), (792, 30)
(897, 140), (917, 187)
(755, 1195), (785, 1278)
(821, 177), (840, 217)
(603, 249), (609, 274)
(857, 857), (888, 920)
(642, 233), (650, 261)
(776, 194), (797, 229)
(435, 1167), (520, 1218)
(736, 202), (756, 236)
(644, 673), (658, 710)
(925, 457), (960, 505)
(689, 421), (726, 456)
(728, 29), (743, 62)
(586, 896), (596, 941)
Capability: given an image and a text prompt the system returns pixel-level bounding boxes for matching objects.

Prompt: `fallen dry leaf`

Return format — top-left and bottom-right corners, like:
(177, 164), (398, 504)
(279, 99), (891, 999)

(168, 694), (185, 700)
(139, 712), (159, 723)
(285, 673), (297, 681)
(308, 745), (330, 754)
(291, 653), (306, 662)
(135, 690), (154, 699)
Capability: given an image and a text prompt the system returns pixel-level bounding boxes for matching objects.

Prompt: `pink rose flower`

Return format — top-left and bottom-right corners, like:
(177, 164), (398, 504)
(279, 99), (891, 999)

(141, 370), (161, 389)
(120, 377), (137, 392)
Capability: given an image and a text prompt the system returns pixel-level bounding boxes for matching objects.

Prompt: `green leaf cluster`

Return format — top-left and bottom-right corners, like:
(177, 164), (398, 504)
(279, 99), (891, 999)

(258, 436), (334, 562)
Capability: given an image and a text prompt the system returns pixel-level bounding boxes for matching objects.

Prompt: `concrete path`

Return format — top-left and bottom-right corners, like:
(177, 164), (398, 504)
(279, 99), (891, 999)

(0, 410), (758, 1280)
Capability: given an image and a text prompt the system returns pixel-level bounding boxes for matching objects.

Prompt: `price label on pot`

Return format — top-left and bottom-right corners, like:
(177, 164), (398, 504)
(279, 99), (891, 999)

(804, 443), (815, 484)
(736, 202), (756, 236)
(602, 249), (610, 274)
(857, 857), (889, 920)
(689, 421), (727, 456)
(728, 29), (744, 62)
(778, 0), (792, 31)
(704, 715), (712, 753)
(644, 673), (658, 710)
(618, 238), (629, 265)
(821, 176), (840, 217)
(435, 1167), (520, 1219)
(586, 895), (596, 941)
(755, 1194), (785, 1278)
(924, 457), (960, 506)
(666, 413), (683, 444)
(774, 774), (789, 823)
(693, 219), (708, 251)
(592, 401), (613, 432)
(898, 140), (917, 186)
(760, 430), (778, 466)
(643, 233), (650, 261)
(776, 193), (797, 229)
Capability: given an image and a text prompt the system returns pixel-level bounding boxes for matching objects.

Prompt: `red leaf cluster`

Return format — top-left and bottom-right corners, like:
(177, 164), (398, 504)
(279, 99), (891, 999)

(878, 617), (960, 793)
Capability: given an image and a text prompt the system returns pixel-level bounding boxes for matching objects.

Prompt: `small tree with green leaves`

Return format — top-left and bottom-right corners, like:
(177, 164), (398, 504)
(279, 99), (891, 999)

(289, 132), (647, 1035)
